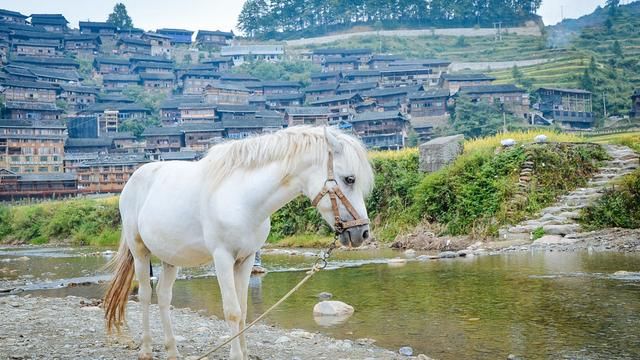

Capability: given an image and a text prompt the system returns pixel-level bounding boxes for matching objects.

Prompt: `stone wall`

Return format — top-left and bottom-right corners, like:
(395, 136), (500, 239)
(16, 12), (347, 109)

(418, 134), (464, 173)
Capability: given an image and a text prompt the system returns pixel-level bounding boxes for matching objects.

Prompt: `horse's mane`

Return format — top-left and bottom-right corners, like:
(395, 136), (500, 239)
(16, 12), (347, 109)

(202, 126), (374, 194)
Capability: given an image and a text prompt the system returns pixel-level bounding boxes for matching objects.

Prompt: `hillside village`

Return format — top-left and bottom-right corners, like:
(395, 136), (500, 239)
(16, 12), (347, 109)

(0, 6), (638, 200)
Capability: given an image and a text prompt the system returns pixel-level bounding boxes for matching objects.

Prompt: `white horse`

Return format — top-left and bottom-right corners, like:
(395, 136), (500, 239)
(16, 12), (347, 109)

(104, 126), (374, 360)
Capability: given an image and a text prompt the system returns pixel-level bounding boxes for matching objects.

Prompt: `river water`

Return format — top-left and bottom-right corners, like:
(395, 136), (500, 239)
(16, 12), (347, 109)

(1, 246), (640, 359)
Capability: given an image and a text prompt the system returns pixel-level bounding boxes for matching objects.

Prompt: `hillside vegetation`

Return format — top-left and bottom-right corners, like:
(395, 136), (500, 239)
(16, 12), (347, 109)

(238, 0), (541, 39)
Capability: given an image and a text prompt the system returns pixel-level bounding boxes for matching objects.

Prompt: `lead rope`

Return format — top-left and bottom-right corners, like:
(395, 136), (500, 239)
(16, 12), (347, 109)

(196, 239), (338, 360)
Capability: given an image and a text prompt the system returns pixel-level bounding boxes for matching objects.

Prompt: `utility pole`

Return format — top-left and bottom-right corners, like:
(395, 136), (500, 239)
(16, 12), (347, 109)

(602, 92), (608, 119)
(493, 22), (503, 42)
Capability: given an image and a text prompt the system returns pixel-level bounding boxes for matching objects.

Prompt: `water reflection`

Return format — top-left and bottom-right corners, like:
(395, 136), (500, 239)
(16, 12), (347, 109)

(3, 247), (640, 359)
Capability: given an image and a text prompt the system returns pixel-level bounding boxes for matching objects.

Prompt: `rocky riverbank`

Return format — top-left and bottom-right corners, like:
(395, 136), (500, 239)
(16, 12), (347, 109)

(0, 295), (424, 360)
(391, 228), (640, 256)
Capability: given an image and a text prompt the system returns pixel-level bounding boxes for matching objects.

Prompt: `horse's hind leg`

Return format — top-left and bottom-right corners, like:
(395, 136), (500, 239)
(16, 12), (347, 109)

(132, 245), (153, 360)
(157, 262), (179, 359)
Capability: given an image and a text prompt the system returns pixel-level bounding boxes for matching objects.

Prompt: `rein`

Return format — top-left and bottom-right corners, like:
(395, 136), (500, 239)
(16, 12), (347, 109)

(311, 150), (369, 234)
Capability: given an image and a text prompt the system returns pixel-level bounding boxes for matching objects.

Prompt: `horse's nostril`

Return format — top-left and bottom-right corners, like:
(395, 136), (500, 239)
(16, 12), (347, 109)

(362, 230), (369, 239)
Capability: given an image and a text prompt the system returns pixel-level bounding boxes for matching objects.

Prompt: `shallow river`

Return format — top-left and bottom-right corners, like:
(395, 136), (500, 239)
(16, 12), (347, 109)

(1, 246), (640, 359)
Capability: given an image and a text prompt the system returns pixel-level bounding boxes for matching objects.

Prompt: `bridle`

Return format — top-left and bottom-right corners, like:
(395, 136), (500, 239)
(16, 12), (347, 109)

(311, 150), (369, 235)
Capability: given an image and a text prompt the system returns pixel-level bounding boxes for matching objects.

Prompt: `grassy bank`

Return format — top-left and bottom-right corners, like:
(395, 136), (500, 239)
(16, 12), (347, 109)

(580, 169), (640, 230)
(0, 197), (120, 246)
(0, 130), (616, 247)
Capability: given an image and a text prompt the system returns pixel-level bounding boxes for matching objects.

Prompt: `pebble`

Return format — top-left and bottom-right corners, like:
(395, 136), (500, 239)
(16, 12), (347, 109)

(438, 251), (458, 258)
(318, 292), (333, 299)
(275, 336), (291, 344)
(399, 346), (413, 356)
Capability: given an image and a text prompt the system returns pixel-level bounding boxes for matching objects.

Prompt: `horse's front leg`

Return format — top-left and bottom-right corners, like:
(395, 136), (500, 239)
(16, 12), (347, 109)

(214, 249), (244, 360)
(234, 252), (256, 360)
(157, 262), (179, 359)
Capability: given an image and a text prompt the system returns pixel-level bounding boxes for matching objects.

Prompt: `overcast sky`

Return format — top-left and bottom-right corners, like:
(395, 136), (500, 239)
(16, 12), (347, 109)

(0, 0), (615, 34)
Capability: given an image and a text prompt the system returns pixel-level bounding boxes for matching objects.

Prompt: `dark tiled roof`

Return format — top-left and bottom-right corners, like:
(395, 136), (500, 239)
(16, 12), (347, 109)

(369, 54), (404, 62)
(0, 119), (65, 128)
(222, 117), (282, 129)
(10, 56), (79, 68)
(117, 27), (144, 34)
(205, 81), (251, 92)
(157, 28), (193, 35)
(142, 126), (182, 136)
(201, 57), (233, 64)
(180, 70), (221, 79)
(4, 101), (61, 111)
(324, 56), (360, 64)
(95, 57), (130, 65)
(64, 34), (101, 43)
(180, 123), (223, 132)
(97, 93), (134, 103)
(18, 173), (76, 182)
(337, 82), (378, 92)
(362, 87), (410, 98)
(196, 30), (234, 38)
(30, 14), (68, 26)
(266, 92), (304, 101)
(79, 21), (116, 30)
(79, 154), (148, 167)
(379, 66), (434, 74)
(12, 39), (60, 47)
(537, 87), (592, 95)
(308, 93), (363, 105)
(389, 59), (451, 67)
(0, 9), (27, 18)
(65, 137), (113, 147)
(352, 110), (406, 123)
(441, 73), (496, 81)
(215, 104), (260, 113)
(19, 65), (80, 82)
(285, 107), (331, 116)
(304, 83), (337, 93)
(408, 89), (450, 100)
(117, 38), (151, 47)
(220, 73), (260, 82)
(128, 55), (173, 64)
(132, 61), (174, 70)
(312, 48), (372, 55)
(103, 74), (140, 82)
(11, 30), (64, 40)
(59, 84), (99, 94)
(261, 81), (301, 88)
(342, 70), (381, 77)
(81, 103), (150, 113)
(0, 79), (58, 90)
(160, 95), (204, 109)
(160, 151), (199, 161)
(459, 84), (527, 95)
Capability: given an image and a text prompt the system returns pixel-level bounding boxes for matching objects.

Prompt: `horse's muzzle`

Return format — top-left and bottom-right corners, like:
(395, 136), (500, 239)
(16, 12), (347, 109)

(339, 224), (370, 248)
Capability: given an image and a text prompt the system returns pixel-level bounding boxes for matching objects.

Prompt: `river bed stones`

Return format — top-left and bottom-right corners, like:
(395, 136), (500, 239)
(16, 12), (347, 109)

(313, 300), (355, 317)
(0, 295), (404, 359)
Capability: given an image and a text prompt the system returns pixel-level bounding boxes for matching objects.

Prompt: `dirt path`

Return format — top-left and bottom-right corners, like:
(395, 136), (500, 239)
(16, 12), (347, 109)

(285, 26), (541, 47)
(0, 295), (419, 360)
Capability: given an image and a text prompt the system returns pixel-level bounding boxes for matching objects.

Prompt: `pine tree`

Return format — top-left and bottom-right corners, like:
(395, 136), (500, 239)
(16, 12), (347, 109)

(107, 3), (133, 29)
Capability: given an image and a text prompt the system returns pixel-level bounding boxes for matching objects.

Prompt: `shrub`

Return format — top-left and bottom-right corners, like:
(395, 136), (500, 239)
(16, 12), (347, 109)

(580, 169), (640, 230)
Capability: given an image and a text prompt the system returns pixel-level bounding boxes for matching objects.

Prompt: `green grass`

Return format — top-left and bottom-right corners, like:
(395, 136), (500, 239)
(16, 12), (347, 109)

(580, 169), (640, 230)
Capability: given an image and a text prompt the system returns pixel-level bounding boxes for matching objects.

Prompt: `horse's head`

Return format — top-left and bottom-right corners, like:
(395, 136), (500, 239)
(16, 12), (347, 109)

(306, 127), (374, 248)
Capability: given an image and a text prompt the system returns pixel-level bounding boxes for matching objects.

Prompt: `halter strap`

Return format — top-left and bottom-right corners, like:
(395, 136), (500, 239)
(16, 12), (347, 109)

(311, 149), (369, 234)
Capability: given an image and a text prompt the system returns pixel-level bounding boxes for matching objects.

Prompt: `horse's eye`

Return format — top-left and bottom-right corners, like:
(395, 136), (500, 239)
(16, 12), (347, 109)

(344, 176), (356, 185)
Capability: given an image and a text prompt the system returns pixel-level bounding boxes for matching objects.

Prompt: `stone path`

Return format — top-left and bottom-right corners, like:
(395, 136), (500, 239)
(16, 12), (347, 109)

(499, 145), (639, 242)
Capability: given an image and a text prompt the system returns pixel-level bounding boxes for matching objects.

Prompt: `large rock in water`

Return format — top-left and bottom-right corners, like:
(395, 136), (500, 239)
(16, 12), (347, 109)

(313, 301), (355, 317)
(419, 134), (464, 173)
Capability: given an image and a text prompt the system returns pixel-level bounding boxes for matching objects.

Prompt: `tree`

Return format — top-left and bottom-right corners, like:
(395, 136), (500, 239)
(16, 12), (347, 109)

(452, 96), (513, 138)
(612, 40), (624, 59)
(607, 0), (620, 17)
(580, 69), (594, 91)
(107, 3), (133, 29)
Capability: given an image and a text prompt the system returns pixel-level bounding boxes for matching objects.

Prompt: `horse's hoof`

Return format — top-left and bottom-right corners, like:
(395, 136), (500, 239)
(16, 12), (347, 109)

(137, 353), (152, 360)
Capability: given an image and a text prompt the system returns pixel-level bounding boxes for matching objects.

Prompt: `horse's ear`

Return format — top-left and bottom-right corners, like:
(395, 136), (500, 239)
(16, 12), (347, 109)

(324, 127), (344, 154)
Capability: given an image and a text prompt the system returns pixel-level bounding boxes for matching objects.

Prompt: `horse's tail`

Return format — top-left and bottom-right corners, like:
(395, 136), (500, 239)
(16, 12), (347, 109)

(104, 236), (135, 334)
